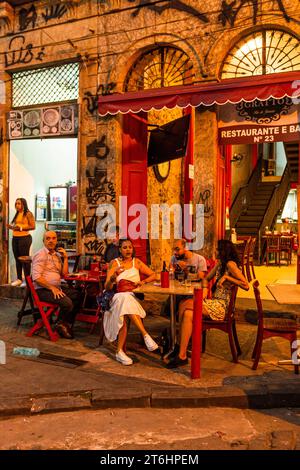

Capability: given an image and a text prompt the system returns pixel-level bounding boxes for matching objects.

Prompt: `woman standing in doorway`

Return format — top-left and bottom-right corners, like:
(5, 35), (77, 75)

(7, 198), (35, 286)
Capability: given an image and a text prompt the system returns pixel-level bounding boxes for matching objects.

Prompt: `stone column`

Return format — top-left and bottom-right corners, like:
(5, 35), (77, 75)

(194, 107), (219, 258)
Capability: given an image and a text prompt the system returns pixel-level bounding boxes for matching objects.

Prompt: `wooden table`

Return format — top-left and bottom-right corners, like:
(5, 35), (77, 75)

(65, 270), (106, 327)
(266, 284), (300, 307)
(134, 280), (202, 356)
(266, 283), (300, 366)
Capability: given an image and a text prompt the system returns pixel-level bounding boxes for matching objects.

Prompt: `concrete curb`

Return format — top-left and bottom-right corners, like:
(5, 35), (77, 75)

(0, 382), (299, 418)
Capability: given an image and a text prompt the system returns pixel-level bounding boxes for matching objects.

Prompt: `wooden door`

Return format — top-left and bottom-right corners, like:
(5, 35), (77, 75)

(122, 112), (148, 262)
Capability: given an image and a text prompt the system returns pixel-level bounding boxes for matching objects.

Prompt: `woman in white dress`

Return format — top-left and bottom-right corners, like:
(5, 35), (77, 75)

(103, 239), (159, 365)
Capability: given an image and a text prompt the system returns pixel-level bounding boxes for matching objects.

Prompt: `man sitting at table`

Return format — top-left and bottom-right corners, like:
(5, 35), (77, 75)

(170, 238), (207, 279)
(161, 239), (207, 318)
(32, 231), (81, 339)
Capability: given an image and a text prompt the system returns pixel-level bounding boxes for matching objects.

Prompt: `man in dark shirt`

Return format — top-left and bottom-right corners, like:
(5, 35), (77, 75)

(104, 226), (119, 263)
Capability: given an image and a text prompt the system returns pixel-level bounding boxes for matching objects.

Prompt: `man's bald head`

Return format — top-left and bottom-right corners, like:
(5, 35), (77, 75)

(43, 231), (57, 252)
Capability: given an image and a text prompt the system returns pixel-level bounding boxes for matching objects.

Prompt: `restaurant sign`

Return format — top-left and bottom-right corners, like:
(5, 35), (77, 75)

(218, 99), (300, 144)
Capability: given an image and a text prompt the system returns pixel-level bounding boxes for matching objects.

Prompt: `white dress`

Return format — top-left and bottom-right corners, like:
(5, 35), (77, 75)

(103, 258), (146, 342)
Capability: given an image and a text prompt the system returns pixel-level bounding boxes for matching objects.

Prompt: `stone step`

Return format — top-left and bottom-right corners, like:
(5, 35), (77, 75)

(0, 284), (25, 299)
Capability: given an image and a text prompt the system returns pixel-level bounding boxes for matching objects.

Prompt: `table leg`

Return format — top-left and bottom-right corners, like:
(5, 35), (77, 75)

(163, 294), (177, 359)
(170, 294), (176, 349)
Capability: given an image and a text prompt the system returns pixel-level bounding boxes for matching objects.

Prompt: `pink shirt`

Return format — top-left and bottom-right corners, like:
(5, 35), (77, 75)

(32, 246), (62, 289)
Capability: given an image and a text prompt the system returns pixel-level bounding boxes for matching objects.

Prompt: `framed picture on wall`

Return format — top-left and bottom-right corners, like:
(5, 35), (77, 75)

(36, 195), (47, 221)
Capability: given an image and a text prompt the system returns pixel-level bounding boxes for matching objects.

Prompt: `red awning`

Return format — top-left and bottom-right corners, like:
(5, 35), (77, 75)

(98, 71), (300, 116)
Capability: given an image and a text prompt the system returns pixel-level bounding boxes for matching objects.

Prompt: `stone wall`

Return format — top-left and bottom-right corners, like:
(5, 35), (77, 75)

(0, 0), (299, 280)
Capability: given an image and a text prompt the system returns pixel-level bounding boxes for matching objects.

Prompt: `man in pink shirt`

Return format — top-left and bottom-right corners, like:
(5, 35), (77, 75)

(32, 231), (81, 339)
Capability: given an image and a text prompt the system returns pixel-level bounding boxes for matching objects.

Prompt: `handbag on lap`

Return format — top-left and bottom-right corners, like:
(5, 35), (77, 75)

(117, 279), (136, 293)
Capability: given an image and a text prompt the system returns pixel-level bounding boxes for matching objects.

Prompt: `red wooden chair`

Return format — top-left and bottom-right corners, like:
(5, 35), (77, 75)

(265, 235), (281, 266)
(205, 258), (217, 299)
(280, 236), (293, 266)
(25, 276), (60, 342)
(236, 236), (251, 278)
(202, 285), (241, 363)
(252, 280), (299, 374)
(246, 236), (257, 282)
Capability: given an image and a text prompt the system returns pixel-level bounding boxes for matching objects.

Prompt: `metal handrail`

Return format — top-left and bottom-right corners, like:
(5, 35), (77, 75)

(258, 165), (291, 262)
(230, 158), (262, 228)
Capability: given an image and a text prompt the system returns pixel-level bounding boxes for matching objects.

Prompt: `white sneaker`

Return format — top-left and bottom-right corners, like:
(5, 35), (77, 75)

(11, 279), (22, 287)
(115, 350), (133, 366)
(144, 334), (159, 352)
(21, 281), (26, 287)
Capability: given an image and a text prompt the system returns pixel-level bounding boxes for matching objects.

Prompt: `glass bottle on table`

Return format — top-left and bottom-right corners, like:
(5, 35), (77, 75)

(90, 254), (100, 273)
(160, 261), (170, 288)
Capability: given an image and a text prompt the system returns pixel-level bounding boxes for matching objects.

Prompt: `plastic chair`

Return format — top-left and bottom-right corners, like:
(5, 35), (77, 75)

(202, 285), (241, 363)
(252, 280), (299, 374)
(25, 276), (60, 342)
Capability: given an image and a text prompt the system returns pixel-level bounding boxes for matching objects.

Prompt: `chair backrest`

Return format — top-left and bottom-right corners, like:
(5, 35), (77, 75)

(205, 258), (217, 299)
(226, 285), (238, 322)
(248, 237), (257, 261)
(25, 275), (42, 307)
(266, 235), (280, 250)
(205, 258), (217, 273)
(252, 280), (263, 326)
(236, 237), (251, 275)
(280, 236), (293, 250)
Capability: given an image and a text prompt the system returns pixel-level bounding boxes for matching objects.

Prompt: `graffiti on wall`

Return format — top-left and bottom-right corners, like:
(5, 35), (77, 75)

(82, 134), (116, 255)
(83, 83), (117, 116)
(42, 4), (68, 23)
(19, 3), (70, 30)
(19, 5), (37, 31)
(86, 173), (116, 204)
(87, 136), (110, 160)
(198, 189), (213, 218)
(5, 35), (45, 67)
(85, 135), (116, 203)
(127, 0), (209, 22)
(218, 0), (292, 26)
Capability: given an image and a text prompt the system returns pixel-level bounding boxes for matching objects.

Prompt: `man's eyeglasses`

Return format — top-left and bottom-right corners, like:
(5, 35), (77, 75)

(173, 247), (182, 252)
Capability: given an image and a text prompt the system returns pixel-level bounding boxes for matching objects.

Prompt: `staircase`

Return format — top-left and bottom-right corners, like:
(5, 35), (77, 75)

(235, 182), (277, 236)
(231, 160), (291, 262)
(284, 142), (299, 182)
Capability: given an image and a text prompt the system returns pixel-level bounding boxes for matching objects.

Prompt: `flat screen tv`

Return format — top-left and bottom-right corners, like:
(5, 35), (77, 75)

(147, 114), (190, 167)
